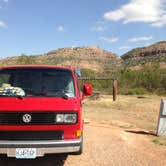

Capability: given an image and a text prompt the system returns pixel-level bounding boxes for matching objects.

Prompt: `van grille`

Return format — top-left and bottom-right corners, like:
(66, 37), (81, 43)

(0, 112), (57, 125)
(0, 130), (63, 140)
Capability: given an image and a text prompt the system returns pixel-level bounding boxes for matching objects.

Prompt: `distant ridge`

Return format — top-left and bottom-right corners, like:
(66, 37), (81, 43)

(121, 41), (166, 68)
(0, 42), (165, 71)
(0, 46), (122, 71)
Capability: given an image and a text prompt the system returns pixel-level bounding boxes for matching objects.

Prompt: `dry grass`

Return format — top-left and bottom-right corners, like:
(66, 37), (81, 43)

(83, 95), (165, 131)
(153, 137), (166, 146)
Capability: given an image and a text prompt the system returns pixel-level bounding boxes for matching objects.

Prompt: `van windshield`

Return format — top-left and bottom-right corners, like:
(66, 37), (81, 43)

(0, 68), (75, 98)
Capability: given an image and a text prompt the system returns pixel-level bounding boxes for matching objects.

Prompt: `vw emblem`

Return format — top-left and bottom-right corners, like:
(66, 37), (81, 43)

(22, 114), (32, 123)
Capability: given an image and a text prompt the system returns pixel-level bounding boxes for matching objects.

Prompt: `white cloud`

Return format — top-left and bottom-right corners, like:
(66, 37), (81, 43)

(128, 36), (153, 42)
(99, 36), (119, 43)
(57, 25), (64, 32)
(0, 21), (6, 28)
(3, 0), (9, 2)
(103, 0), (166, 27)
(151, 14), (166, 27)
(90, 25), (105, 32)
(119, 46), (131, 50)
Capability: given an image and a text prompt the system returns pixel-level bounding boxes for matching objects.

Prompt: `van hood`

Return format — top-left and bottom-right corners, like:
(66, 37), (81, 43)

(0, 97), (80, 112)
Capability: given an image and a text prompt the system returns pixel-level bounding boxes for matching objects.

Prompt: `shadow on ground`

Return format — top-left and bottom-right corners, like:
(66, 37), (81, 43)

(125, 130), (156, 136)
(0, 154), (68, 166)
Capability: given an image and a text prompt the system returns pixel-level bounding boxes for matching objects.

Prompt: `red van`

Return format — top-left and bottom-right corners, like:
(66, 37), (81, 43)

(0, 65), (92, 159)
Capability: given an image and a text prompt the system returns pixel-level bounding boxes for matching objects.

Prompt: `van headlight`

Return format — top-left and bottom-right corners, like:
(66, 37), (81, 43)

(56, 113), (77, 124)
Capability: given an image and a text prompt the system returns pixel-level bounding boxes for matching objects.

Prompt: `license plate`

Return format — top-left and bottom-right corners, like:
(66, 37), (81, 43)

(15, 148), (36, 159)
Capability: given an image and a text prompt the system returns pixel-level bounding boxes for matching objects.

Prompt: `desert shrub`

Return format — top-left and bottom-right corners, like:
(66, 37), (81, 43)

(80, 64), (166, 95)
(123, 88), (148, 95)
(16, 55), (36, 65)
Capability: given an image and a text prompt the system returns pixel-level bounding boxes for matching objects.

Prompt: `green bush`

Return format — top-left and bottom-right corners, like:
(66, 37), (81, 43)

(123, 88), (148, 95)
(80, 64), (166, 95)
(16, 55), (36, 65)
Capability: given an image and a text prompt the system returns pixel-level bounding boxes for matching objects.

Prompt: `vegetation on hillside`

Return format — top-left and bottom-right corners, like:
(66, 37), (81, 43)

(122, 41), (166, 68)
(0, 46), (122, 71)
(16, 55), (37, 65)
(0, 42), (165, 95)
(81, 63), (166, 95)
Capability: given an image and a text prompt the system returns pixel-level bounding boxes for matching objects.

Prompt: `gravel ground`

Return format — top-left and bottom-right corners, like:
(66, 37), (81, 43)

(0, 121), (166, 166)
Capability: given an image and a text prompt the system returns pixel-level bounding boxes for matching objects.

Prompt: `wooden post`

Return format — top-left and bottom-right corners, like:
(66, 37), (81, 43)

(113, 79), (117, 101)
(79, 77), (118, 101)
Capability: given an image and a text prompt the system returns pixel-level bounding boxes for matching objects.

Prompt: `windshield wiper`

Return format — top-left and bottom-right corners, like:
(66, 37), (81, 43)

(25, 90), (70, 99)
(47, 92), (69, 99)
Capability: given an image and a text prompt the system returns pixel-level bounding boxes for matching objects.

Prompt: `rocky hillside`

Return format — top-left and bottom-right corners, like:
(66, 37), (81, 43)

(122, 41), (166, 68)
(0, 46), (123, 71)
(0, 42), (165, 71)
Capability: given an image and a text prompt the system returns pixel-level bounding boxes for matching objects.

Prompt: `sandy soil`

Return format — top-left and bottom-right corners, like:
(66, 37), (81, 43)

(66, 121), (166, 166)
(0, 95), (166, 166)
(1, 121), (166, 166)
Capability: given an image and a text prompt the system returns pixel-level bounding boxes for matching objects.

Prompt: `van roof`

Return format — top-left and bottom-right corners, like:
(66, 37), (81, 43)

(0, 65), (74, 71)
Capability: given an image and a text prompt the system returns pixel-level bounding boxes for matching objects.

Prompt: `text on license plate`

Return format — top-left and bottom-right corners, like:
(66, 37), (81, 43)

(15, 148), (36, 159)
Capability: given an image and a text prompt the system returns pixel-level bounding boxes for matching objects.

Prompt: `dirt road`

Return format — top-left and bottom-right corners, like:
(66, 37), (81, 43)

(0, 121), (166, 166)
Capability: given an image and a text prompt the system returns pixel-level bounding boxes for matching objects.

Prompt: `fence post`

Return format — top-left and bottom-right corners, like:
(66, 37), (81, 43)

(113, 79), (117, 101)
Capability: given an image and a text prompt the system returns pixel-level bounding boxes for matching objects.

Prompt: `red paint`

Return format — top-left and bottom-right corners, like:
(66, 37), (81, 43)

(0, 65), (91, 140)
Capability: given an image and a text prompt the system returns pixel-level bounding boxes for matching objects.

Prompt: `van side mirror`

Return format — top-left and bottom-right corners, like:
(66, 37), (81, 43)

(83, 84), (92, 96)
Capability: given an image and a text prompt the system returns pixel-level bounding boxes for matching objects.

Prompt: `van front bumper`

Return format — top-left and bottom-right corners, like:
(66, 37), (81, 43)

(0, 138), (82, 157)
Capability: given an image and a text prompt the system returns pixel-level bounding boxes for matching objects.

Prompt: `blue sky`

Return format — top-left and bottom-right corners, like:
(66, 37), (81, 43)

(0, 0), (166, 58)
